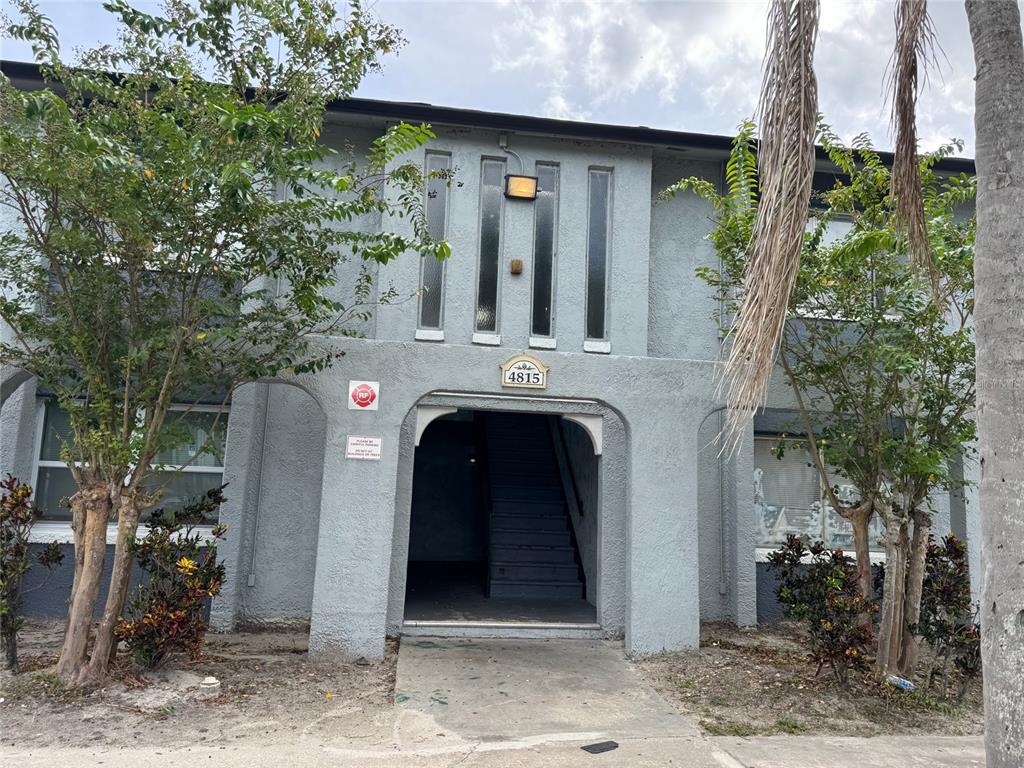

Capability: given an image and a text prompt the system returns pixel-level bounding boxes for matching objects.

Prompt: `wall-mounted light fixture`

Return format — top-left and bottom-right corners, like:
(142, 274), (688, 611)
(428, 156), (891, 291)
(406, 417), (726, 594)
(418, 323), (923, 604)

(504, 174), (538, 200)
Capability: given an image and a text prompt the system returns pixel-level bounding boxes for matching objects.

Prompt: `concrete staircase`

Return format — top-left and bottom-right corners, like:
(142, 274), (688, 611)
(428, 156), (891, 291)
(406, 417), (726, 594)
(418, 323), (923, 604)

(482, 413), (585, 600)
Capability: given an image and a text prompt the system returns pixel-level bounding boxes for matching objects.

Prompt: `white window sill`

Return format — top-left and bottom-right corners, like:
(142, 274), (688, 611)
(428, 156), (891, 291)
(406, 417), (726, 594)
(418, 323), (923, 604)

(415, 328), (445, 342)
(583, 340), (611, 354)
(529, 337), (557, 350)
(472, 332), (501, 346)
(29, 521), (217, 545)
(754, 546), (886, 564)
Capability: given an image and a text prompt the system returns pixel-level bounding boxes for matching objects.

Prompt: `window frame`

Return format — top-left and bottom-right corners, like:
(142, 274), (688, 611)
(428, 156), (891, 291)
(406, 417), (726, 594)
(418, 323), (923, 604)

(584, 166), (613, 345)
(528, 162), (560, 345)
(473, 156), (507, 338)
(29, 399), (228, 541)
(416, 150), (453, 336)
(794, 214), (904, 322)
(752, 434), (886, 557)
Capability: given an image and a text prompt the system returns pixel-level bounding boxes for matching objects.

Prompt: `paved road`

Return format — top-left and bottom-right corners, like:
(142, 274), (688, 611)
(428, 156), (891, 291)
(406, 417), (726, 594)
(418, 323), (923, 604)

(0, 733), (986, 767)
(0, 637), (985, 767)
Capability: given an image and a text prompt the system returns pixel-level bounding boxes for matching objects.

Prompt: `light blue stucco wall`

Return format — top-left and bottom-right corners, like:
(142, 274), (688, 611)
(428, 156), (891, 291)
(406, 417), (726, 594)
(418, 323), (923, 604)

(1, 106), (979, 658)
(371, 126), (654, 355)
(268, 336), (724, 659)
(647, 155), (724, 360)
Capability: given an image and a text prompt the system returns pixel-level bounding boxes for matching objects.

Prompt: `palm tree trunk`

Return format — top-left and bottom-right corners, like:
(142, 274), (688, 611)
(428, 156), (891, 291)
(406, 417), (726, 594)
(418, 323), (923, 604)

(965, 2), (1024, 765)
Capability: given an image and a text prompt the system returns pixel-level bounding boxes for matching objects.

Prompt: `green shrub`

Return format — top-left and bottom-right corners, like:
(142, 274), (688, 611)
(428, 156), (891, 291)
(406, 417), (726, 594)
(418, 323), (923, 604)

(1, 474), (63, 672)
(913, 534), (980, 701)
(767, 535), (877, 687)
(116, 488), (227, 669)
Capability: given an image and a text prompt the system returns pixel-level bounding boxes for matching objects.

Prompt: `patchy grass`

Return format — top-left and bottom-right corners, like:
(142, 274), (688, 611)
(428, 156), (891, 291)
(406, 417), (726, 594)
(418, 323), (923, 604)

(774, 717), (808, 734)
(634, 622), (983, 738)
(700, 719), (763, 737)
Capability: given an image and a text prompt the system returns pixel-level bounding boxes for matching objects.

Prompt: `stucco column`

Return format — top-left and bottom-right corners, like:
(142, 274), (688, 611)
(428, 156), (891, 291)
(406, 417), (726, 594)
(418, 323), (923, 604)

(728, 424), (757, 626)
(308, 385), (403, 660)
(624, 411), (701, 655)
(210, 383), (267, 631)
(0, 375), (37, 483)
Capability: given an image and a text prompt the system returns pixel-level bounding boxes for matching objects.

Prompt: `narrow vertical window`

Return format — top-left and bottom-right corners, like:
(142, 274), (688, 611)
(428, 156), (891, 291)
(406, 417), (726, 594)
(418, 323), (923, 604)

(585, 169), (612, 340)
(418, 152), (451, 330)
(475, 158), (505, 333)
(530, 165), (559, 338)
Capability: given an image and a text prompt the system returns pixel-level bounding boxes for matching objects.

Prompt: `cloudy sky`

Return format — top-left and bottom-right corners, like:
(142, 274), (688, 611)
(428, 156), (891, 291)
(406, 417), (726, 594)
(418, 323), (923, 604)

(1, 0), (979, 155)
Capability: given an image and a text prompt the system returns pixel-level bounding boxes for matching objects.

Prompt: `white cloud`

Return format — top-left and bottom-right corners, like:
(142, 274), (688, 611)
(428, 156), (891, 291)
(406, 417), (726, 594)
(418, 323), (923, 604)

(3, 0), (980, 155)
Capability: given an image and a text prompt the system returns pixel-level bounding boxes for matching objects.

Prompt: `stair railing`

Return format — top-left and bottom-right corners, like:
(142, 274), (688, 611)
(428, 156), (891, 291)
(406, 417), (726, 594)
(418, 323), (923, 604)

(548, 416), (585, 521)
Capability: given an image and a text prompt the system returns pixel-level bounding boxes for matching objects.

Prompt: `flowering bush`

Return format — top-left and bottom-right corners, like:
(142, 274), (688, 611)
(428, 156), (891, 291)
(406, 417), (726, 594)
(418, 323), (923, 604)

(767, 535), (877, 687)
(913, 534), (980, 701)
(116, 487), (227, 669)
(1, 474), (63, 671)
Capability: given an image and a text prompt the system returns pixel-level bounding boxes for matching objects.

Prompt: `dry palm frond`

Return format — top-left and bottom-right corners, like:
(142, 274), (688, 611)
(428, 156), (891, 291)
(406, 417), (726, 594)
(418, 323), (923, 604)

(722, 0), (819, 451)
(890, 0), (939, 293)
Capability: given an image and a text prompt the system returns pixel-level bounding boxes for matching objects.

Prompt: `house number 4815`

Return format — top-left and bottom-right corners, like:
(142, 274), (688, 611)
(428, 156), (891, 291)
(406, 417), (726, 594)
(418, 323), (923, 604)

(499, 354), (549, 390)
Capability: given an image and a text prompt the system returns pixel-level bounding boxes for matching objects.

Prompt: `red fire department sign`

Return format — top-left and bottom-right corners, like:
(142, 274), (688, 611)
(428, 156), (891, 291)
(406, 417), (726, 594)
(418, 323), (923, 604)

(348, 380), (379, 411)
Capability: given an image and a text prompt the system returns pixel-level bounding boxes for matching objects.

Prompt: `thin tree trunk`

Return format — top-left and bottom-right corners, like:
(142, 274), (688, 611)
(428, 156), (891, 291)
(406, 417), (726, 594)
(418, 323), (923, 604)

(83, 498), (142, 683)
(1, 577), (21, 672)
(54, 486), (111, 681)
(849, 503), (874, 604)
(966, 2), (1024, 764)
(1, 593), (18, 671)
(2, 627), (16, 672)
(898, 507), (930, 677)
(62, 486), (87, 647)
(876, 509), (908, 674)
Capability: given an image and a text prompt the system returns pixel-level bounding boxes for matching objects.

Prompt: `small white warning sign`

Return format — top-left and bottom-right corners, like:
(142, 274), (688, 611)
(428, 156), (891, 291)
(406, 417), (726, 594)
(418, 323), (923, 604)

(345, 435), (383, 461)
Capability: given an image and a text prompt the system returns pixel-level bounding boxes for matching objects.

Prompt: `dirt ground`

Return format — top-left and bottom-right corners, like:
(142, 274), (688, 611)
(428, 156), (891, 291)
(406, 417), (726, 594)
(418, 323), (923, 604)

(1, 620), (983, 748)
(0, 620), (397, 748)
(635, 622), (984, 738)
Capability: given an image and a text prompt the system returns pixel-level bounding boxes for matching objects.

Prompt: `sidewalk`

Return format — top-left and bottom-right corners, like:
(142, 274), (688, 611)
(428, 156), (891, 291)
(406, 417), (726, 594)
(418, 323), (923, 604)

(0, 733), (986, 767)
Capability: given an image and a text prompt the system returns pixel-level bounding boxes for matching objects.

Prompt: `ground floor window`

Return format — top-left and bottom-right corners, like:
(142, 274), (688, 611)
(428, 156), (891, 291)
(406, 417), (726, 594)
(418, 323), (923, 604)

(33, 398), (227, 523)
(754, 436), (883, 552)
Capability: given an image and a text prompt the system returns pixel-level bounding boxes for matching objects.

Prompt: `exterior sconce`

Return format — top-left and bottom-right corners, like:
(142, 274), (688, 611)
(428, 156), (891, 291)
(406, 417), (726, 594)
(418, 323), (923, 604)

(504, 174), (538, 200)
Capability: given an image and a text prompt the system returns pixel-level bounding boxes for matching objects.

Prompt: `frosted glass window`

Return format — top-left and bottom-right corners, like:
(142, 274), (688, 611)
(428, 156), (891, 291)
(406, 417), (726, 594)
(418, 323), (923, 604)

(418, 153), (451, 330)
(531, 165), (559, 338)
(475, 159), (505, 333)
(585, 169), (611, 340)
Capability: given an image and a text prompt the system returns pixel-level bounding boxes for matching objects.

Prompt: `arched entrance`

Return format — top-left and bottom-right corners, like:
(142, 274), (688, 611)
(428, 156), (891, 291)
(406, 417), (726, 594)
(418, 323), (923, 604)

(387, 393), (626, 639)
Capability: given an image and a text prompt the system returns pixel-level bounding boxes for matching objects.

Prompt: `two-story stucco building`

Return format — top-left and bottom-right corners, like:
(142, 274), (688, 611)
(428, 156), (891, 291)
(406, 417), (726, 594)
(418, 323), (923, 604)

(0, 60), (980, 659)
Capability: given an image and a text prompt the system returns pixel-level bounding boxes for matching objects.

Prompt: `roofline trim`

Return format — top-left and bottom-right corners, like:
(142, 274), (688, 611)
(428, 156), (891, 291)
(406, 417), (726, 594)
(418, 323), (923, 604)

(1, 59), (976, 172)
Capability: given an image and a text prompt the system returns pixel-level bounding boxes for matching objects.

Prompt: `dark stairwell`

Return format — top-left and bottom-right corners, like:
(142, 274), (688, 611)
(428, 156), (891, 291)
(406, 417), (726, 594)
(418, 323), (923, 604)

(482, 412), (586, 601)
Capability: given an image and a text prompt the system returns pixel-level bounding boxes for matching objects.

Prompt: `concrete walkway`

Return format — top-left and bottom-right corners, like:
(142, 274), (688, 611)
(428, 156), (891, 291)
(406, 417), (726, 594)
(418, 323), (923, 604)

(0, 637), (985, 767)
(394, 637), (698, 741)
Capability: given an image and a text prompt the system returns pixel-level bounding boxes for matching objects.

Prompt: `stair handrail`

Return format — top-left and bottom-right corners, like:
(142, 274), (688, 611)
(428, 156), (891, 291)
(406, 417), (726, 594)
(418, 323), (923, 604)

(548, 416), (585, 521)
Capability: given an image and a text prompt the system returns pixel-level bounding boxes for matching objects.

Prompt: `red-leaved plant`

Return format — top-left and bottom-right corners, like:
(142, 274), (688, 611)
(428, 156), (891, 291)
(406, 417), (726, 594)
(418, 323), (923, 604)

(912, 534), (981, 702)
(767, 534), (878, 687)
(116, 487), (226, 669)
(1, 474), (63, 671)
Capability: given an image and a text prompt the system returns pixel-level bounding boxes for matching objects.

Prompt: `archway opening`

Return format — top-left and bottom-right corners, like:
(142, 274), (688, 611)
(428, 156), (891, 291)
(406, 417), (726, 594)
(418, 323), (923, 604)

(404, 409), (597, 625)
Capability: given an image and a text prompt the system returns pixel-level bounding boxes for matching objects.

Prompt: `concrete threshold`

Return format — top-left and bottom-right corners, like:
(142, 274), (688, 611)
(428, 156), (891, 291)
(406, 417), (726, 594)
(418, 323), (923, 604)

(402, 619), (603, 639)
